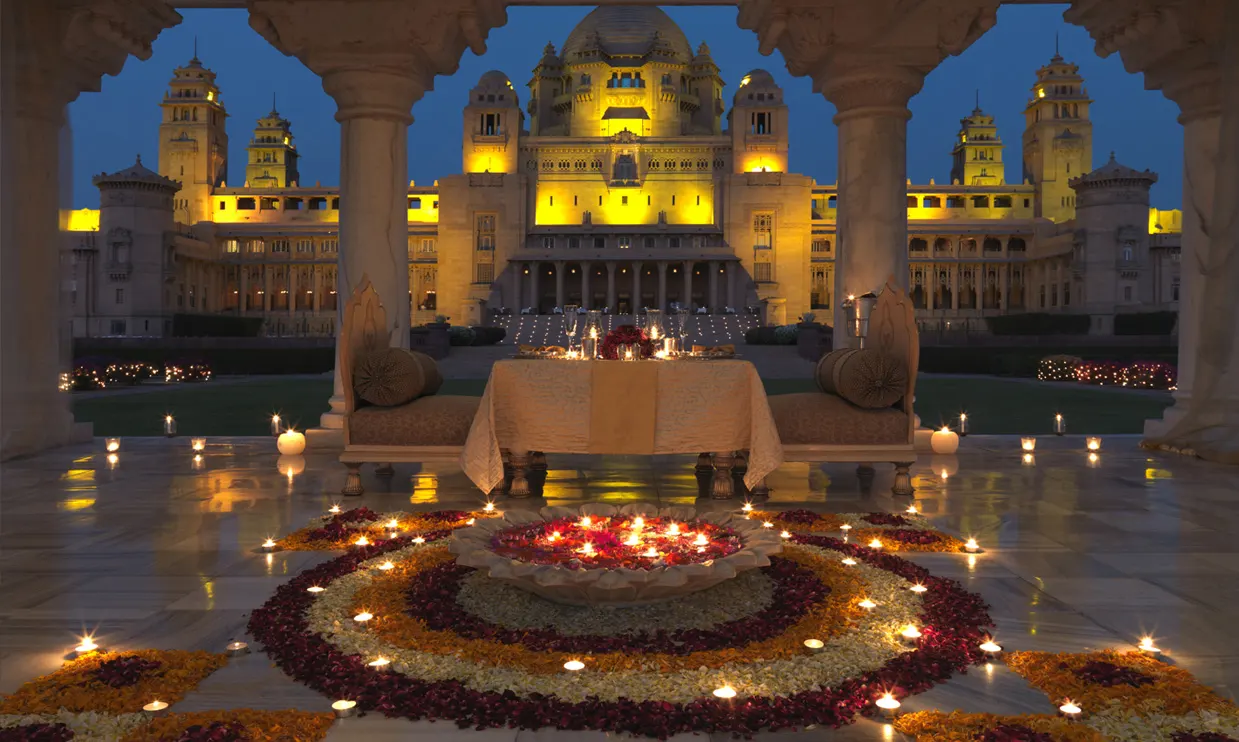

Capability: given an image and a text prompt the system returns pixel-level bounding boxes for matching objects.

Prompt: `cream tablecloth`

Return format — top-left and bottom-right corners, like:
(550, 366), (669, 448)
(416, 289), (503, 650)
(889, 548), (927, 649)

(461, 359), (784, 493)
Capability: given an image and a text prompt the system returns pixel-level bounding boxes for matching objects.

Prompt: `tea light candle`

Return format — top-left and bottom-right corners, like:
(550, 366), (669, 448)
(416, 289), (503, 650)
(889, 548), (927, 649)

(1021, 437), (1036, 452)
(841, 557), (857, 566)
(306, 586), (325, 594)
(979, 638), (1003, 655)
(163, 414), (177, 437)
(1138, 636), (1161, 655)
(964, 538), (982, 553)
(73, 634), (100, 657)
(378, 561), (395, 571)
(483, 502), (496, 512)
(270, 414), (282, 436)
(563, 660), (585, 671)
(277, 429), (306, 455)
(643, 547), (659, 558)
(905, 504), (919, 515)
(412, 536), (425, 544)
(329, 504), (342, 515)
(900, 625), (922, 643)
(353, 611), (373, 625)
(332, 700), (357, 718)
(958, 412), (969, 436)
(631, 516), (645, 529)
(840, 523), (852, 536)
(803, 639), (825, 650)
(741, 502), (754, 512)
(780, 530), (792, 540)
(225, 641), (249, 657)
(1059, 699), (1082, 720)
(875, 692), (901, 718)
(931, 426), (960, 454)
(1086, 436), (1102, 452)
(261, 538), (278, 553)
(693, 533), (709, 546)
(868, 538), (883, 550)
(367, 657), (391, 672)
(191, 437), (206, 452)
(909, 583), (928, 594)
(143, 700), (169, 713)
(105, 438), (121, 453)
(1054, 413), (1066, 436)
(354, 536), (370, 547)
(858, 598), (877, 610)
(762, 522), (773, 529)
(713, 685), (737, 699)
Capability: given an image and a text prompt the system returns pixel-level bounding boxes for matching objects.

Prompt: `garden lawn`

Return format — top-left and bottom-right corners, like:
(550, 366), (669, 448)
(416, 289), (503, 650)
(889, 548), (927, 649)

(74, 375), (1172, 437)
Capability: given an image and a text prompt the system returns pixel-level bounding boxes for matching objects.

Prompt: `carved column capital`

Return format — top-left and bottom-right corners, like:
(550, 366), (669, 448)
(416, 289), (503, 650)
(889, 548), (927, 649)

(248, 0), (506, 122)
(1064, 0), (1225, 123)
(12, 0), (180, 122)
(818, 66), (925, 122)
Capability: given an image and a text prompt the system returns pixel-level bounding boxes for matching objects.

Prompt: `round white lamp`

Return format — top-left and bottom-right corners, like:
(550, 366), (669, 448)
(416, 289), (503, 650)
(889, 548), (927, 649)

(930, 426), (959, 455)
(277, 429), (306, 455)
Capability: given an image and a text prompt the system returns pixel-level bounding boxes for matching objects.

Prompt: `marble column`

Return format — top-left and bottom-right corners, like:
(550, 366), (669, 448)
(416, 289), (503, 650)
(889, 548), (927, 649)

(0, 0), (176, 459)
(656, 261), (668, 311)
(708, 260), (720, 312)
(288, 266), (297, 316)
(529, 261), (541, 312)
(312, 265), (321, 312)
(240, 268), (249, 311)
(631, 261), (642, 312)
(249, 0), (504, 436)
(509, 262), (522, 310)
(606, 262), (616, 311)
(683, 260), (693, 309)
(819, 68), (924, 348)
(726, 263), (737, 308)
(554, 260), (566, 310)
(580, 261), (590, 310)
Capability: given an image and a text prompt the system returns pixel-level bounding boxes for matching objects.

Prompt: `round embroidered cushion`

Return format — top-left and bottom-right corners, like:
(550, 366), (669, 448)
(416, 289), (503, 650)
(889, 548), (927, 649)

(814, 348), (906, 409)
(354, 348), (442, 407)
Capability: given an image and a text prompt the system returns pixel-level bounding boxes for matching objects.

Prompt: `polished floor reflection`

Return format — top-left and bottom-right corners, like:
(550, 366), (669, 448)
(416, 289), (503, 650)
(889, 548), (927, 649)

(2, 435), (1236, 740)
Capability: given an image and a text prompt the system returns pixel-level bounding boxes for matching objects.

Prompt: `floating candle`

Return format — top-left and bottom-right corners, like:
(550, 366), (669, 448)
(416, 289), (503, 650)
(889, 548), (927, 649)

(143, 700), (169, 713)
(858, 598), (877, 610)
(563, 660), (585, 671)
(306, 586), (325, 594)
(713, 685), (737, 699)
(909, 584), (928, 594)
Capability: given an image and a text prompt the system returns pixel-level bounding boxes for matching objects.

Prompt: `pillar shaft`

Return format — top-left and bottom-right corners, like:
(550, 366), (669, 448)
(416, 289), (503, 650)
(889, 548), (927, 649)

(631, 261), (642, 312)
(656, 261), (668, 311)
(683, 261), (693, 309)
(606, 262), (616, 311)
(554, 261), (566, 309)
(708, 260), (720, 312)
(580, 261), (590, 310)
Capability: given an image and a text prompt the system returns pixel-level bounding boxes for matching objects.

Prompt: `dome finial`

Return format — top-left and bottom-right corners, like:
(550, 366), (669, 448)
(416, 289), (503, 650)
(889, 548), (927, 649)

(135, 154), (142, 165)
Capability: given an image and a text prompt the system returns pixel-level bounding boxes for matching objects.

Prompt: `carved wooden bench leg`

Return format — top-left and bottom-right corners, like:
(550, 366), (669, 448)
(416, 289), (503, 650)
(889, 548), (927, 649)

(856, 464), (876, 493)
(530, 451), (548, 471)
(696, 452), (714, 474)
(733, 450), (748, 475)
(491, 450), (511, 497)
(509, 452), (532, 498)
(892, 462), (915, 497)
(711, 451), (736, 499)
(342, 463), (364, 496)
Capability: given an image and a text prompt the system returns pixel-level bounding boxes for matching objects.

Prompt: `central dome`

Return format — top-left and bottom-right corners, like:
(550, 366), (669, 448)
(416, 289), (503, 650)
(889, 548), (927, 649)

(562, 6), (693, 64)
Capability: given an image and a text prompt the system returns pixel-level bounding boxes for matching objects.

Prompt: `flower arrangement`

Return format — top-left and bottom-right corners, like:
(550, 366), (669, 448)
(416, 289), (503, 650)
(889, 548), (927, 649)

(0, 723), (76, 742)
(118, 711), (334, 742)
(247, 526), (995, 736)
(896, 711), (1106, 741)
(487, 515), (742, 569)
(276, 507), (495, 551)
(747, 510), (969, 552)
(599, 324), (653, 359)
(0, 651), (227, 715)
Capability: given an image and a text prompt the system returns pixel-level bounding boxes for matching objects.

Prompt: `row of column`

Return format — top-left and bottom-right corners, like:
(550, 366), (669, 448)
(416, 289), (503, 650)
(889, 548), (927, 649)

(511, 260), (739, 313)
(911, 263), (1016, 312)
(232, 264), (337, 314)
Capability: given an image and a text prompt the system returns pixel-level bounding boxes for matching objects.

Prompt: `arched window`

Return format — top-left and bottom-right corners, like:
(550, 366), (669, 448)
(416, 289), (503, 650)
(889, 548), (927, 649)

(983, 237), (1002, 252)
(907, 196), (918, 207)
(923, 196), (941, 208)
(934, 237), (951, 253)
(909, 238), (928, 252)
(1008, 237), (1027, 252)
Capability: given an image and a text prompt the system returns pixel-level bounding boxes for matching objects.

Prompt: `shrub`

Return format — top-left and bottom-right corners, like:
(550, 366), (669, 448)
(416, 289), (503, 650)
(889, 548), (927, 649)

(165, 360), (213, 383)
(448, 326), (476, 346)
(744, 326), (780, 345)
(1075, 361), (1124, 386)
(72, 358), (110, 390)
(773, 324), (800, 345)
(1037, 355), (1083, 382)
(103, 361), (155, 386)
(469, 326), (506, 346)
(984, 313), (1091, 335)
(1114, 311), (1177, 335)
(1119, 362), (1177, 390)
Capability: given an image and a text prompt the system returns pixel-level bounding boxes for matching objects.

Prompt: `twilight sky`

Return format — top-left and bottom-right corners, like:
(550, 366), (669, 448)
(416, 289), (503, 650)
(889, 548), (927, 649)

(68, 3), (1183, 210)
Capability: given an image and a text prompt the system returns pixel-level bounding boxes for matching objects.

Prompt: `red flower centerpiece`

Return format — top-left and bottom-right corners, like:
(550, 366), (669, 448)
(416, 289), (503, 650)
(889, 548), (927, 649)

(449, 503), (782, 605)
(600, 324), (653, 359)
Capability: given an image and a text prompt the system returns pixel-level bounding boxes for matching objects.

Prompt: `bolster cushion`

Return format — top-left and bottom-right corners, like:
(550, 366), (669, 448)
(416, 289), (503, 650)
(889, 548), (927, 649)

(769, 392), (909, 446)
(814, 348), (907, 409)
(348, 395), (480, 446)
(354, 348), (442, 407)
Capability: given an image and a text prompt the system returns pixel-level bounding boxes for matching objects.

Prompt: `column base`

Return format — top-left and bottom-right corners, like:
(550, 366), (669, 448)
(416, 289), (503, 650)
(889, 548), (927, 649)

(305, 426), (345, 451)
(0, 419), (92, 462)
(1143, 397), (1239, 464)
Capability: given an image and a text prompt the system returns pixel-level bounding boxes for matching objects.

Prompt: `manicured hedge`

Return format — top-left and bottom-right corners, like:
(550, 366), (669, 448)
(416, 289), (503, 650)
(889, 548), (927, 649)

(917, 346), (1177, 377)
(171, 313), (264, 337)
(1114, 311), (1177, 335)
(744, 325), (799, 345)
(470, 326), (507, 346)
(984, 313), (1091, 335)
(74, 346), (335, 375)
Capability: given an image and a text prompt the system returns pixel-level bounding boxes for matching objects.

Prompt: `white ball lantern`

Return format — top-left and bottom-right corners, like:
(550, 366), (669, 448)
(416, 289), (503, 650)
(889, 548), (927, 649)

(277, 429), (306, 455)
(930, 426), (959, 455)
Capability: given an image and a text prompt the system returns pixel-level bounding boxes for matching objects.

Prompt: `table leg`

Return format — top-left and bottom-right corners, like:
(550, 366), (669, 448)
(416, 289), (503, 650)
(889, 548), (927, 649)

(749, 476), (770, 499)
(531, 451), (548, 471)
(892, 462), (914, 497)
(733, 450), (748, 475)
(696, 453), (714, 474)
(711, 451), (735, 499)
(509, 452), (532, 498)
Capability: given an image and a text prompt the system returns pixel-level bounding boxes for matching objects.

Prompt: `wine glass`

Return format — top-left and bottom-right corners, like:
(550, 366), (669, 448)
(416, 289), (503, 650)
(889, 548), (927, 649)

(562, 304), (579, 351)
(675, 307), (690, 353)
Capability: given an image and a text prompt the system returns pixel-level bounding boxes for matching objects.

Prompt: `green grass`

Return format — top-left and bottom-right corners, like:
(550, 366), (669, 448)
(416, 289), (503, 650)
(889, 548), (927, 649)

(73, 375), (1171, 437)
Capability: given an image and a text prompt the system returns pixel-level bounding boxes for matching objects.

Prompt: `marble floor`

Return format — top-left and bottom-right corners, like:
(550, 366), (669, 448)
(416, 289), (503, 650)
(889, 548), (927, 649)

(2, 435), (1237, 740)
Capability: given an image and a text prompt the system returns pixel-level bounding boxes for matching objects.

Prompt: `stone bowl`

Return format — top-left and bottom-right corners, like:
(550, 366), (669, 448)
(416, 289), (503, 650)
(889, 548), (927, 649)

(448, 503), (782, 606)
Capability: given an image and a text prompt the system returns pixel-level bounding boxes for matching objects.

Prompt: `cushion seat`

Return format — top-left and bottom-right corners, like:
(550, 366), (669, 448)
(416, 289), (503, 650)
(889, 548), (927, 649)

(348, 395), (480, 446)
(769, 393), (909, 446)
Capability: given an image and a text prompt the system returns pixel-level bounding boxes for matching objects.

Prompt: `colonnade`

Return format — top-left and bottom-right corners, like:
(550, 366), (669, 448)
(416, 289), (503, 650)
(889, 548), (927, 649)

(510, 259), (740, 313)
(1, 0), (1236, 463)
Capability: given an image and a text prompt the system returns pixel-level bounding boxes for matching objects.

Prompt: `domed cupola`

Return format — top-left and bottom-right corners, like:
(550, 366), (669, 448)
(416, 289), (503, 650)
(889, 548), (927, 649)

(562, 6), (693, 64)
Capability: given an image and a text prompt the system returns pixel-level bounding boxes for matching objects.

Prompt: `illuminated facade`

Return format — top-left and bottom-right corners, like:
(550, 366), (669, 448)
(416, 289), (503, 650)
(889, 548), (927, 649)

(64, 6), (1181, 338)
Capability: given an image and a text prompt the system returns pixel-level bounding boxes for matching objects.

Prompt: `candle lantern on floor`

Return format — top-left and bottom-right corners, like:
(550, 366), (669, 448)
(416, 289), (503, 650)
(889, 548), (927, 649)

(163, 415), (176, 437)
(582, 310), (602, 359)
(1054, 413), (1066, 436)
(958, 412), (969, 437)
(644, 309), (664, 346)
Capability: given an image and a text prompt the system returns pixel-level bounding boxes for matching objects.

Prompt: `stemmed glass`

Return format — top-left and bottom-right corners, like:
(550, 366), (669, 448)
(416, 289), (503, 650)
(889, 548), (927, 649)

(562, 304), (580, 352)
(675, 307), (690, 353)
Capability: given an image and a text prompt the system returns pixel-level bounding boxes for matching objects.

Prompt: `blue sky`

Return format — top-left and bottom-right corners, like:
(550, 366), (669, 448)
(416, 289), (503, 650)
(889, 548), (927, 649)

(68, 3), (1182, 209)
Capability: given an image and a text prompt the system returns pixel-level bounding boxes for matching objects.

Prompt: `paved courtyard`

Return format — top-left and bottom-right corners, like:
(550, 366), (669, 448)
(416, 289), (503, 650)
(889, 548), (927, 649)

(1, 435), (1236, 739)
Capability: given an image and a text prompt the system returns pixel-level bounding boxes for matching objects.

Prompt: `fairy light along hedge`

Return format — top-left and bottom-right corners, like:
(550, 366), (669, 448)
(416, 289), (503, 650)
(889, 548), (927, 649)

(1118, 361), (1177, 390)
(1036, 355), (1082, 382)
(1074, 361), (1125, 386)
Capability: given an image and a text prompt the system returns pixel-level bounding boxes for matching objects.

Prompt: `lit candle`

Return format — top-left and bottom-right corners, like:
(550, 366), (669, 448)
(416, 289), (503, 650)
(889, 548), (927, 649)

(958, 412), (969, 437)
(900, 625), (922, 643)
(741, 502), (753, 512)
(667, 523), (681, 537)
(1138, 636), (1161, 655)
(143, 700), (170, 713)
(841, 557), (857, 566)
(1086, 436), (1102, 452)
(306, 586), (325, 594)
(858, 598), (877, 610)
(1054, 413), (1066, 436)
(840, 523), (852, 535)
(579, 516), (592, 528)
(623, 534), (640, 547)
(73, 634), (99, 657)
(271, 414), (282, 436)
(354, 536), (370, 547)
(163, 414), (177, 437)
(378, 561), (395, 571)
(780, 530), (791, 540)
(632, 516), (645, 529)
(367, 657), (391, 672)
(964, 538), (981, 553)
(329, 504), (342, 515)
(386, 518), (399, 530)
(548, 531), (561, 542)
(713, 685), (737, 699)
(483, 502), (496, 512)
(563, 660), (585, 671)
(931, 425), (960, 454)
(1059, 699), (1082, 720)
(643, 547), (659, 558)
(191, 437), (206, 452)
(875, 692), (901, 718)
(909, 583), (928, 594)
(105, 438), (121, 453)
(979, 638), (1003, 655)
(868, 538), (883, 550)
(332, 700), (357, 718)
(412, 536), (426, 544)
(1021, 437), (1036, 452)
(905, 504), (919, 515)
(579, 542), (595, 556)
(803, 639), (824, 650)
(353, 611), (373, 625)
(624, 347), (635, 360)
(466, 518), (476, 525)
(261, 538), (278, 552)
(225, 641), (249, 657)
(277, 429), (306, 455)
(762, 522), (773, 529)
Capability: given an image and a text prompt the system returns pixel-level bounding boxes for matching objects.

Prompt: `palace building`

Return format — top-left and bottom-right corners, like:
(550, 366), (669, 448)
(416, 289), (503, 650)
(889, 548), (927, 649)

(63, 5), (1182, 339)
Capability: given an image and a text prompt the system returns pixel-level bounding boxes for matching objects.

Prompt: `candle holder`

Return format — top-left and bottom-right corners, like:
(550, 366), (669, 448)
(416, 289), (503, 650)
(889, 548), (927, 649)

(958, 412), (969, 437)
(1021, 437), (1036, 452)
(163, 415), (177, 437)
(270, 414), (282, 436)
(105, 437), (121, 453)
(645, 309), (665, 345)
(1086, 436), (1102, 452)
(582, 309), (602, 358)
(225, 640), (250, 657)
(841, 291), (879, 347)
(191, 437), (206, 452)
(1053, 413), (1066, 436)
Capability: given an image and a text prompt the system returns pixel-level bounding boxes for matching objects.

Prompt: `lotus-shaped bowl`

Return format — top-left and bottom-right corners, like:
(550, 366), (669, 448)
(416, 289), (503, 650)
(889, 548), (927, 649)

(448, 503), (782, 606)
